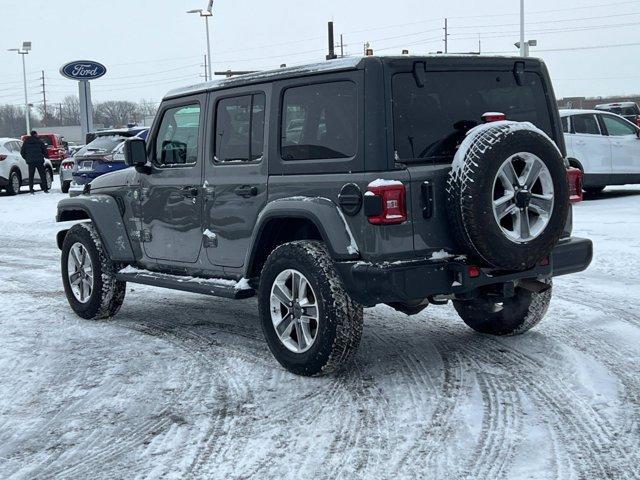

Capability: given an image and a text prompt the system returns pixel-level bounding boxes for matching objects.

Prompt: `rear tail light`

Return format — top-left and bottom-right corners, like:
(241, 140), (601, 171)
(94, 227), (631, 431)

(482, 112), (506, 123)
(364, 181), (407, 225)
(468, 266), (481, 278)
(62, 162), (74, 170)
(0, 154), (7, 161)
(567, 167), (583, 203)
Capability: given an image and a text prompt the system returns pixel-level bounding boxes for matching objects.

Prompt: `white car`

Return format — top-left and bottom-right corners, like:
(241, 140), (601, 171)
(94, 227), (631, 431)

(0, 137), (54, 195)
(560, 109), (640, 194)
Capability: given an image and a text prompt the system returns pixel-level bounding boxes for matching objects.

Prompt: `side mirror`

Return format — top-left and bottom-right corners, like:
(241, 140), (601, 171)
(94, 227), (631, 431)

(124, 137), (148, 168)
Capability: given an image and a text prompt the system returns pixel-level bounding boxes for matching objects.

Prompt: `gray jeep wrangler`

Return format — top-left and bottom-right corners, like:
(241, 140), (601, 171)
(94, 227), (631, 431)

(56, 56), (592, 376)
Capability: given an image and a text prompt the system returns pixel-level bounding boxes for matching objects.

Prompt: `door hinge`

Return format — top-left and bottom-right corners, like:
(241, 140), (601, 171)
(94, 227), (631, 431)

(203, 230), (218, 248)
(132, 229), (152, 242)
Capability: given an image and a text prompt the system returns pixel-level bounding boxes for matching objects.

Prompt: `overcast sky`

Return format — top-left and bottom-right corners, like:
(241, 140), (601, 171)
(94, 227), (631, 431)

(1, 0), (639, 108)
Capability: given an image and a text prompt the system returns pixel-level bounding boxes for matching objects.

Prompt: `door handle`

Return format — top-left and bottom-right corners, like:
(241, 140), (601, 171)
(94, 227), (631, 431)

(181, 186), (199, 198)
(575, 140), (586, 145)
(235, 185), (258, 197)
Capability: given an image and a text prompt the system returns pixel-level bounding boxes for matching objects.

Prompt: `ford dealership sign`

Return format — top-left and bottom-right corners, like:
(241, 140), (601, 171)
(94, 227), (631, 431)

(59, 60), (107, 80)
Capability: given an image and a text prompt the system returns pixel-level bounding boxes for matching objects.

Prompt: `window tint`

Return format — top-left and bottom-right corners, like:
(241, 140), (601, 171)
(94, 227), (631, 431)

(572, 115), (600, 135)
(392, 71), (553, 162)
(38, 136), (53, 146)
(215, 93), (265, 163)
(561, 116), (569, 133)
(601, 115), (637, 136)
(81, 136), (127, 155)
(281, 81), (357, 160)
(155, 104), (200, 166)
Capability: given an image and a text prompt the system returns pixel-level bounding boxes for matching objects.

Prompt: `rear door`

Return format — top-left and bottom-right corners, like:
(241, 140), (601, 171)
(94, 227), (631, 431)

(569, 114), (611, 175)
(203, 88), (269, 268)
(599, 113), (640, 174)
(141, 96), (206, 264)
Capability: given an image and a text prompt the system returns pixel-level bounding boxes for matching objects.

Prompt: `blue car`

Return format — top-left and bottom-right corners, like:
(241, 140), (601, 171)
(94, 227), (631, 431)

(69, 128), (148, 195)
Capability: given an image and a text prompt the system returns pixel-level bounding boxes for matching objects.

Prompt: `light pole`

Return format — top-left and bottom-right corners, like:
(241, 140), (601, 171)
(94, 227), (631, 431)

(519, 0), (525, 57)
(188, 0), (214, 81)
(8, 41), (32, 134)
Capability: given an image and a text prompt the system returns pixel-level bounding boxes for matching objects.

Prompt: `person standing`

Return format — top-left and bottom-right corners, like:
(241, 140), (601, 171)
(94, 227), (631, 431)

(20, 130), (49, 194)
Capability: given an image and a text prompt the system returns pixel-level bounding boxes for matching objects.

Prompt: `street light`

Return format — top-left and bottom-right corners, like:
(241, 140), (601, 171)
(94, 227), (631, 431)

(7, 41), (32, 134)
(188, 0), (214, 81)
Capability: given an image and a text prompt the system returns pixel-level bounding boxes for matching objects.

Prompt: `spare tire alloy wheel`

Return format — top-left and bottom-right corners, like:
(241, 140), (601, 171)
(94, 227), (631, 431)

(447, 123), (569, 271)
(493, 152), (554, 243)
(270, 269), (319, 353)
(67, 242), (93, 303)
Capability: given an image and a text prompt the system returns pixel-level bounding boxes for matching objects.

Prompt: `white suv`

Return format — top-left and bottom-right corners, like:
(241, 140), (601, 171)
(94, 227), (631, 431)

(0, 137), (54, 195)
(560, 109), (640, 194)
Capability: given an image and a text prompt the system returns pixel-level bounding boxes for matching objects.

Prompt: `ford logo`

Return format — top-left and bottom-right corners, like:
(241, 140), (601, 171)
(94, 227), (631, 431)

(59, 60), (107, 80)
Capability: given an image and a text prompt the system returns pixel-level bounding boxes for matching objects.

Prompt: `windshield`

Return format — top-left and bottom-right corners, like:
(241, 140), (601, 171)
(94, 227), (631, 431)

(392, 71), (553, 162)
(75, 136), (126, 156)
(602, 106), (639, 116)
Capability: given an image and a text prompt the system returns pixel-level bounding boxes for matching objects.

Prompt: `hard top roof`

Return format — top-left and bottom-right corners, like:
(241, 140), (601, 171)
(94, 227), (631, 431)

(165, 54), (539, 100)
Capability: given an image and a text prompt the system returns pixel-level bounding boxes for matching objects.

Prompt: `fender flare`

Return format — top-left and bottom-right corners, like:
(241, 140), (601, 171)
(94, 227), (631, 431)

(566, 157), (584, 172)
(56, 194), (135, 261)
(244, 197), (360, 274)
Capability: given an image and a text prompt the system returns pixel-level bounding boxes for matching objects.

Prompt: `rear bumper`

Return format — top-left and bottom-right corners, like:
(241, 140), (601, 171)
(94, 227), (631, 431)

(335, 237), (593, 307)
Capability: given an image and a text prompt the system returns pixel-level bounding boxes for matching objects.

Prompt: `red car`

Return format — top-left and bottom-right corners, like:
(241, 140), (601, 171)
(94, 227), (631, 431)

(20, 133), (68, 170)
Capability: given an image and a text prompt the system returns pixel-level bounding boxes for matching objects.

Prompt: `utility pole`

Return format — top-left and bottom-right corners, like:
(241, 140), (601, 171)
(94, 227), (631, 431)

(520, 0), (526, 57)
(203, 54), (208, 81)
(478, 34), (482, 55)
(339, 34), (344, 58)
(41, 70), (48, 126)
(444, 18), (449, 54)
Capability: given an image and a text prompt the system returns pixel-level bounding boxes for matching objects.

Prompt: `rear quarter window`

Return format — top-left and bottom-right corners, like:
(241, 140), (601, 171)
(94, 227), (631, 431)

(281, 81), (357, 161)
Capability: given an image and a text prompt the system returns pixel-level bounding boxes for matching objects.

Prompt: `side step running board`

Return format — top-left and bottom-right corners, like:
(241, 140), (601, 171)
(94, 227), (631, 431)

(116, 271), (255, 300)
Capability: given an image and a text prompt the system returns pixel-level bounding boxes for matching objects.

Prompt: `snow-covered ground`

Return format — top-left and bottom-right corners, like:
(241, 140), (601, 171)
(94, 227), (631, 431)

(1, 180), (639, 480)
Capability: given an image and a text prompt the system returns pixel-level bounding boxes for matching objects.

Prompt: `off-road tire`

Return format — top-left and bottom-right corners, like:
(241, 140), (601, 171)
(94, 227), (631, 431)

(6, 169), (21, 195)
(447, 124), (569, 270)
(453, 283), (552, 336)
(61, 180), (71, 194)
(61, 222), (126, 319)
(258, 241), (363, 376)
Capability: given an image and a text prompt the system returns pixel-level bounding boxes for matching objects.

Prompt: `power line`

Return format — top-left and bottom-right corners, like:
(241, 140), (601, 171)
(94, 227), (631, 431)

(484, 40), (640, 55)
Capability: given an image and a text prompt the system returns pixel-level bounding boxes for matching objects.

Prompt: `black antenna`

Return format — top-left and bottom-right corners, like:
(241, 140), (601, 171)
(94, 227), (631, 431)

(326, 22), (337, 60)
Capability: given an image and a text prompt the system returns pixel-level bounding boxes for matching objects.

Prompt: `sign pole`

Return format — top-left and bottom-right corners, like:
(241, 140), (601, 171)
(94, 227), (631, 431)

(78, 80), (93, 141)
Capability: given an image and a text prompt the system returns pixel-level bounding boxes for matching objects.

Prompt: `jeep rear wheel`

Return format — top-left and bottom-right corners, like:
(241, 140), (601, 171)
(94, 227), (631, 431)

(61, 223), (126, 319)
(258, 241), (363, 376)
(447, 123), (569, 270)
(453, 283), (552, 336)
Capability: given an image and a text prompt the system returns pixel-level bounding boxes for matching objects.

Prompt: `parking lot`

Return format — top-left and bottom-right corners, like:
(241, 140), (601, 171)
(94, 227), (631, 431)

(0, 178), (638, 479)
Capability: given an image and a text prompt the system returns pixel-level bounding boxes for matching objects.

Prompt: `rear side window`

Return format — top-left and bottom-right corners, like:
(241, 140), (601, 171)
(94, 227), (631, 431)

(155, 104), (201, 167)
(215, 93), (265, 163)
(281, 81), (357, 161)
(392, 71), (553, 162)
(572, 115), (600, 135)
(601, 115), (637, 136)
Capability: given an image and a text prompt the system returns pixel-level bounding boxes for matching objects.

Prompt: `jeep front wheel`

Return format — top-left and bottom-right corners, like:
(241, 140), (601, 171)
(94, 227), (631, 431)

(61, 223), (126, 319)
(258, 241), (363, 376)
(453, 283), (552, 336)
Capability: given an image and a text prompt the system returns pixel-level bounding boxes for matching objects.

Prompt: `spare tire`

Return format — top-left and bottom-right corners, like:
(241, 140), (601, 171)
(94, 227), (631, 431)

(447, 122), (568, 271)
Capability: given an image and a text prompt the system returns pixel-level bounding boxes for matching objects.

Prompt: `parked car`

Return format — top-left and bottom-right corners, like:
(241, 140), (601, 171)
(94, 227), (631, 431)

(560, 109), (640, 193)
(59, 157), (75, 193)
(68, 128), (149, 196)
(20, 133), (68, 170)
(0, 137), (54, 195)
(56, 56), (592, 376)
(594, 102), (640, 126)
(85, 126), (148, 145)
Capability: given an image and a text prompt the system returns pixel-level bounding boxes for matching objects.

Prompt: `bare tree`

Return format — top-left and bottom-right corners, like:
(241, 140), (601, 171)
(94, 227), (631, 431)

(0, 105), (28, 137)
(94, 100), (139, 128)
